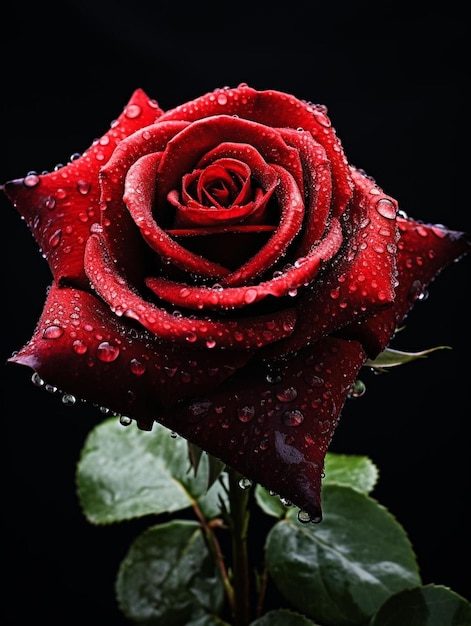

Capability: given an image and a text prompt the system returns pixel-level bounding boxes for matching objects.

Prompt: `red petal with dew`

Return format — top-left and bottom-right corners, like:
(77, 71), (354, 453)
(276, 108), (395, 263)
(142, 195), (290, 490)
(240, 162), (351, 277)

(159, 84), (353, 217)
(343, 216), (471, 356)
(261, 170), (399, 359)
(8, 284), (252, 431)
(3, 89), (162, 288)
(158, 337), (367, 520)
(85, 233), (298, 350)
(153, 115), (304, 216)
(145, 219), (343, 310)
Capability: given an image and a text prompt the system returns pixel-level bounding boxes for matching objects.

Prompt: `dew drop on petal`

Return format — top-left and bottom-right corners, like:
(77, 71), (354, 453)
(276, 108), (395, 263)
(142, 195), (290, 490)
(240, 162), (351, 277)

(96, 341), (120, 362)
(49, 229), (62, 248)
(375, 198), (397, 220)
(276, 386), (298, 402)
(129, 358), (146, 376)
(281, 409), (305, 426)
(24, 173), (40, 187)
(43, 324), (64, 339)
(237, 405), (255, 423)
(125, 103), (142, 119)
(72, 339), (88, 355)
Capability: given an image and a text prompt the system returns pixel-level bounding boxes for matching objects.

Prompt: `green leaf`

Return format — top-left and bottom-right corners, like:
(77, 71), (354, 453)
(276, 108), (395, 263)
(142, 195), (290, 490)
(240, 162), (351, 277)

(254, 484), (289, 518)
(76, 418), (228, 524)
(369, 584), (471, 625)
(250, 608), (322, 625)
(266, 484), (421, 625)
(323, 453), (379, 494)
(116, 520), (225, 625)
(365, 346), (451, 371)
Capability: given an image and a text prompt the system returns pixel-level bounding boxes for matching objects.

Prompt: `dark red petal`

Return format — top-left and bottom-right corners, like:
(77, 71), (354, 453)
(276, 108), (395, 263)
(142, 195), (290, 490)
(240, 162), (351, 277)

(159, 84), (353, 218)
(159, 337), (367, 520)
(8, 285), (252, 431)
(2, 89), (162, 288)
(124, 152), (230, 278)
(344, 216), (471, 356)
(145, 219), (343, 310)
(260, 170), (399, 360)
(85, 233), (298, 350)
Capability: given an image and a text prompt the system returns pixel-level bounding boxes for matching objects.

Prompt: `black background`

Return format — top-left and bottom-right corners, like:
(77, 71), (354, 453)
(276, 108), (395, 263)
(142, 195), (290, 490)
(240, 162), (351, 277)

(1, 1), (470, 623)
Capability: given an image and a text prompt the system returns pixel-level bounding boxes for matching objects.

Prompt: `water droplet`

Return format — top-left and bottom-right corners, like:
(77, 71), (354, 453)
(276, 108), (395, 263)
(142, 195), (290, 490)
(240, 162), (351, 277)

(31, 372), (44, 386)
(129, 358), (146, 376)
(119, 415), (133, 426)
(244, 288), (258, 304)
(42, 324), (64, 339)
(276, 386), (298, 402)
(217, 92), (228, 105)
(72, 339), (88, 355)
(49, 229), (62, 248)
(238, 477), (252, 490)
(348, 379), (366, 398)
(297, 510), (312, 523)
(282, 409), (305, 427)
(375, 198), (397, 220)
(96, 341), (120, 362)
(187, 398), (212, 422)
(237, 405), (255, 422)
(24, 173), (40, 187)
(125, 103), (142, 119)
(62, 393), (76, 406)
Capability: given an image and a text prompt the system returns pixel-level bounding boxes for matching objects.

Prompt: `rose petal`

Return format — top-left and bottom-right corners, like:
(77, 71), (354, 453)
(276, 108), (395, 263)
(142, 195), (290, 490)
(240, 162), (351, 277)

(145, 219), (343, 310)
(3, 89), (161, 288)
(159, 84), (353, 217)
(154, 114), (304, 214)
(160, 337), (367, 520)
(98, 119), (190, 280)
(7, 285), (252, 431)
(124, 152), (230, 278)
(344, 216), (471, 356)
(85, 233), (298, 350)
(260, 170), (399, 359)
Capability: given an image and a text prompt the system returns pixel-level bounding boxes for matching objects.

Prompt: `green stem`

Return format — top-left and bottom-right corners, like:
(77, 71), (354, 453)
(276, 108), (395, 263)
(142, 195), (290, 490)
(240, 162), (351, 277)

(228, 468), (251, 626)
(192, 501), (235, 613)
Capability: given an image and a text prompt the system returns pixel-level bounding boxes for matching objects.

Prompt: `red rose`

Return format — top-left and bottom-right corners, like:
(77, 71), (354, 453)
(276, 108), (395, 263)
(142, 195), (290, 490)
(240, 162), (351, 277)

(4, 84), (470, 521)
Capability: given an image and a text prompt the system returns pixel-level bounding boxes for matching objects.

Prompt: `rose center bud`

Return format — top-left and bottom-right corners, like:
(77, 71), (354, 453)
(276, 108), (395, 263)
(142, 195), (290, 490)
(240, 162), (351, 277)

(166, 157), (277, 270)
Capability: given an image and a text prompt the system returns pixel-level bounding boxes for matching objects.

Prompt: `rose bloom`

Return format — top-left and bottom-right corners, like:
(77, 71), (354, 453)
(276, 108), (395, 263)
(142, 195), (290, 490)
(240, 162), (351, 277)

(3, 84), (469, 521)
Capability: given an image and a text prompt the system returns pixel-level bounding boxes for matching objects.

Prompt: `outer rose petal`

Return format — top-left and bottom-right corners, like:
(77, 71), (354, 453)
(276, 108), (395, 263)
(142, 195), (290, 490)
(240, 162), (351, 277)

(85, 233), (298, 350)
(158, 337), (367, 520)
(260, 170), (399, 360)
(344, 216), (471, 356)
(3, 89), (161, 288)
(7, 284), (252, 431)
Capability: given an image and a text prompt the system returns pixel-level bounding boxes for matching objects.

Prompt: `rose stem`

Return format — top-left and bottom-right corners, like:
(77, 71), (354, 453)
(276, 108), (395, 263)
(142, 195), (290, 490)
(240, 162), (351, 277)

(192, 501), (235, 612)
(227, 467), (251, 626)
